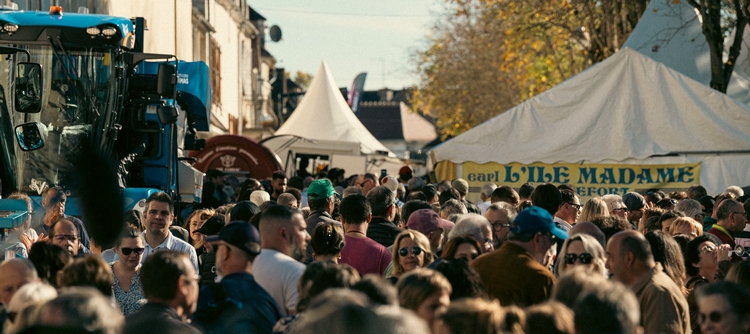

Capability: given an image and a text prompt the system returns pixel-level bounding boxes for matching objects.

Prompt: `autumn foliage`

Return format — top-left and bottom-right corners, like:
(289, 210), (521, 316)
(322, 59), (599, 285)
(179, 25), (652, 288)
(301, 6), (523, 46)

(413, 0), (648, 138)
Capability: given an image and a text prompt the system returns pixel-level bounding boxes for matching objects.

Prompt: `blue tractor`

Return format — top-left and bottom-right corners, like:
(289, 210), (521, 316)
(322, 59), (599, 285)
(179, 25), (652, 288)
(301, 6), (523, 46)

(0, 6), (210, 232)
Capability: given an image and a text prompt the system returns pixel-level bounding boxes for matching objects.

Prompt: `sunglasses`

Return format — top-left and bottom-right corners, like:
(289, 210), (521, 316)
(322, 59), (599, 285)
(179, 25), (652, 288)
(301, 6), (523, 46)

(121, 247), (145, 256)
(564, 253), (593, 264)
(699, 310), (731, 324)
(398, 246), (423, 257)
(568, 203), (583, 211)
(701, 245), (716, 253)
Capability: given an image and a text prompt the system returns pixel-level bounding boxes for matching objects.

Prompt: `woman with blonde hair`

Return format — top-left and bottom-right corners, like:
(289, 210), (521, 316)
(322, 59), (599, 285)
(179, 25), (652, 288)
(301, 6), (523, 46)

(4, 282), (57, 334)
(390, 230), (434, 281)
(578, 198), (609, 223)
(668, 217), (703, 239)
(553, 233), (607, 278)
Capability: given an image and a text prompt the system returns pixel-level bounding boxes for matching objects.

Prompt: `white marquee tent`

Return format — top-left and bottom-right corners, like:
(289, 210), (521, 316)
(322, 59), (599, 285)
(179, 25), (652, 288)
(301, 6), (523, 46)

(428, 48), (750, 195)
(275, 61), (393, 156)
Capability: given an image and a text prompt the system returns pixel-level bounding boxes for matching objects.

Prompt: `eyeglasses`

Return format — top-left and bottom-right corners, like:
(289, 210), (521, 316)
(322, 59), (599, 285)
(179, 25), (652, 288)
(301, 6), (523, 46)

(121, 247), (145, 256)
(568, 203), (583, 211)
(732, 211), (747, 219)
(699, 310), (731, 324)
(700, 245), (716, 253)
(398, 246), (423, 257)
(53, 234), (78, 242)
(492, 222), (511, 231)
(564, 253), (593, 264)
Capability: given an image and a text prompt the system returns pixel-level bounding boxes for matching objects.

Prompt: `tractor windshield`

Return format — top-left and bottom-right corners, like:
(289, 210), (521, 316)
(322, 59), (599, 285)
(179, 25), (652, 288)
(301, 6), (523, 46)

(0, 44), (119, 196)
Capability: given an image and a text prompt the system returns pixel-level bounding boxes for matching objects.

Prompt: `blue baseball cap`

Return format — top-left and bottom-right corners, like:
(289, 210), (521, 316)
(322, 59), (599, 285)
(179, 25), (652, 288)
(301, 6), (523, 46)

(511, 206), (568, 240)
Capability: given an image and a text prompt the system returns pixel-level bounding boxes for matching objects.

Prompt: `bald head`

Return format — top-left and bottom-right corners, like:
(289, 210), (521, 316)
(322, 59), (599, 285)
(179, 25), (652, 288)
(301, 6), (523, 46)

(0, 258), (39, 305)
(569, 222), (606, 249)
(613, 231), (653, 263)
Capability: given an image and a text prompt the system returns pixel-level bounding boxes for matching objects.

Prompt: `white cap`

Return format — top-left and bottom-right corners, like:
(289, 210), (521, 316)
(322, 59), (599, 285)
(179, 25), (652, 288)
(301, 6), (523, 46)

(381, 175), (399, 192)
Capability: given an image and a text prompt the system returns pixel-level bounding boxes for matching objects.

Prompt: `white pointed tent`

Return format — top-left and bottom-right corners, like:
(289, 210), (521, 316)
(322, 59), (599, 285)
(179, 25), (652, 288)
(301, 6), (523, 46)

(622, 0), (750, 104)
(275, 61), (393, 156)
(429, 48), (750, 195)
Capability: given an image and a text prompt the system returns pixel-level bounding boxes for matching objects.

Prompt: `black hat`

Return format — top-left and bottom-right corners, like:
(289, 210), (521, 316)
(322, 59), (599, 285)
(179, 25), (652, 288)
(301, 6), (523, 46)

(229, 201), (261, 222)
(218, 222), (261, 255)
(195, 215), (225, 235)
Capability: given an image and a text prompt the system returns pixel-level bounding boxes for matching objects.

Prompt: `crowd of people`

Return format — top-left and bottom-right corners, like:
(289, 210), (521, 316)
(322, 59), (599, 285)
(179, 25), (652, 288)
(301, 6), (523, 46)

(0, 166), (749, 334)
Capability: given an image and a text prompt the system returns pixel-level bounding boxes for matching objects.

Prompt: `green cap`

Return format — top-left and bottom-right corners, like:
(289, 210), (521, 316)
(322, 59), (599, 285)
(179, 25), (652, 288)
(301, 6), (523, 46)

(307, 179), (336, 200)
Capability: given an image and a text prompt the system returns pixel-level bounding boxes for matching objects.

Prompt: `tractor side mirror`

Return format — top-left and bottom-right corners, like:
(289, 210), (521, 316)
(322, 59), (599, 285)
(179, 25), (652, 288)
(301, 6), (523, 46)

(156, 63), (176, 97)
(15, 122), (44, 151)
(14, 62), (42, 113)
(157, 105), (178, 125)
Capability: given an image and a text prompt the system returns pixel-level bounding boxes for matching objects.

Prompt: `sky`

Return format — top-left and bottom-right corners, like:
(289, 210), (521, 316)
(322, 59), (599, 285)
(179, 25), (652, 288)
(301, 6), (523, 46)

(249, 0), (444, 91)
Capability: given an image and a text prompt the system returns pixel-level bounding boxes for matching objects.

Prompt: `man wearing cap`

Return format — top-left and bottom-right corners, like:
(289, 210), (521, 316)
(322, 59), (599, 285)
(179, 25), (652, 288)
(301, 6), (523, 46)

(471, 207), (567, 307)
(407, 209), (455, 252)
(195, 215), (225, 285)
(623, 192), (647, 229)
(381, 175), (404, 208)
(192, 223), (281, 334)
(305, 179), (341, 262)
(451, 178), (480, 214)
(398, 166), (413, 185)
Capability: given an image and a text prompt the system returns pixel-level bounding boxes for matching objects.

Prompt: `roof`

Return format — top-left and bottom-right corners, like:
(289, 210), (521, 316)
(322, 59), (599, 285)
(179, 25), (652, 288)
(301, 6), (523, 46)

(358, 102), (437, 142)
(275, 61), (394, 156)
(429, 48), (750, 165)
(621, 0), (750, 104)
(249, 7), (266, 21)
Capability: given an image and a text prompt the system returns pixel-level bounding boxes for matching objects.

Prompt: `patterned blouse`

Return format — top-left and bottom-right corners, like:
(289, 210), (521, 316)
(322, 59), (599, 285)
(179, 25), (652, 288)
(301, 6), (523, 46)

(110, 262), (146, 316)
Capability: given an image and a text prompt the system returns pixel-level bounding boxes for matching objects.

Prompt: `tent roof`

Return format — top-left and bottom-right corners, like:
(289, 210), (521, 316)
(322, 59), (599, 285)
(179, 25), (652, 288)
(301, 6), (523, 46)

(622, 0), (750, 104)
(358, 102), (438, 142)
(429, 48), (750, 165)
(275, 61), (394, 156)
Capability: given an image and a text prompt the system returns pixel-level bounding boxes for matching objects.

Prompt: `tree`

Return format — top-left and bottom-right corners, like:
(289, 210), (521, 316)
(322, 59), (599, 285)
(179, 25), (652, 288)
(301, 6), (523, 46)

(292, 71), (313, 90)
(413, 0), (648, 138)
(685, 0), (749, 93)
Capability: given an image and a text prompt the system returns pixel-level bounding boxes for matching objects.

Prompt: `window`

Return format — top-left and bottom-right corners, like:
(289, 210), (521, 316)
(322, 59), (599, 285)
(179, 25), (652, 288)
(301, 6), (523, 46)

(210, 37), (221, 106)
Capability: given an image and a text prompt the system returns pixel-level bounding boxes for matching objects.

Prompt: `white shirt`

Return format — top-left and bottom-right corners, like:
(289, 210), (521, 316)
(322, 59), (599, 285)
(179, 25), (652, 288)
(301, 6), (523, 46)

(252, 248), (305, 316)
(140, 231), (199, 271)
(476, 200), (491, 215)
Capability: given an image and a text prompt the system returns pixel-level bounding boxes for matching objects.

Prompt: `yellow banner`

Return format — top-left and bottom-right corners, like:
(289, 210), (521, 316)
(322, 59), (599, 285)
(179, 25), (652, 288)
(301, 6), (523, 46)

(460, 162), (701, 200)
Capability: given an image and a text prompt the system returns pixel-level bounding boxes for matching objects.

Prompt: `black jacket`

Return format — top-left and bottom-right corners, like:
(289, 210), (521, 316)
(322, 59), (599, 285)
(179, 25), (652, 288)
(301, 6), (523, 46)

(366, 217), (402, 248)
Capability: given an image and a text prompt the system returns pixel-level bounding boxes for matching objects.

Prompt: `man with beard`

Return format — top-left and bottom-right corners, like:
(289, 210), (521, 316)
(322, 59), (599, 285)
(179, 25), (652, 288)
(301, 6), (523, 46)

(252, 205), (309, 316)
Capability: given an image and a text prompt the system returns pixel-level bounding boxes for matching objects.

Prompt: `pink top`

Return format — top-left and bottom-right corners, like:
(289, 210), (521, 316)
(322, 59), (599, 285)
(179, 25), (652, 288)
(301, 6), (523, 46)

(339, 235), (392, 276)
